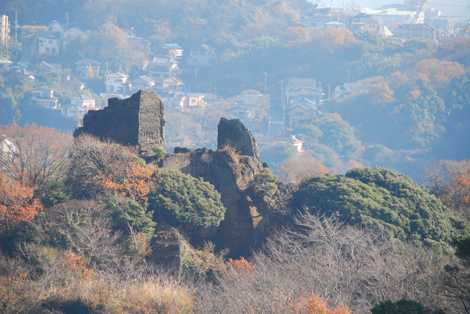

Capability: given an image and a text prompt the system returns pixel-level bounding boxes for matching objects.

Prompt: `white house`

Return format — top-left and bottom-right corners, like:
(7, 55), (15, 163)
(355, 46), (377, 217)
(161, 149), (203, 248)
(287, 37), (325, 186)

(163, 43), (184, 61)
(178, 93), (207, 110)
(65, 96), (97, 124)
(31, 88), (61, 110)
(36, 21), (64, 57)
(291, 136), (305, 153)
(350, 13), (394, 38)
(105, 72), (129, 95)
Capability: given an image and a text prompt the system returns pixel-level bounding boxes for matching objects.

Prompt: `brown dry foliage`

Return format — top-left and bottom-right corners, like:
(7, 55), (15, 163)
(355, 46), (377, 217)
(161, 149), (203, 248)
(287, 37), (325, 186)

(415, 58), (465, 88)
(291, 294), (351, 314)
(285, 27), (356, 46)
(279, 152), (330, 184)
(336, 76), (395, 104)
(67, 136), (156, 203)
(63, 250), (95, 280)
(41, 200), (125, 270)
(196, 215), (448, 313)
(226, 257), (254, 273)
(0, 124), (72, 188)
(427, 160), (470, 221)
(0, 172), (43, 232)
(0, 251), (193, 314)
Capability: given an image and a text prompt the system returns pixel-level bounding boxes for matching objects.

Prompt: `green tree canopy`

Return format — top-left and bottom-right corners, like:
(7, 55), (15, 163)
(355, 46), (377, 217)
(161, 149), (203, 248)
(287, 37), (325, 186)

(293, 168), (466, 248)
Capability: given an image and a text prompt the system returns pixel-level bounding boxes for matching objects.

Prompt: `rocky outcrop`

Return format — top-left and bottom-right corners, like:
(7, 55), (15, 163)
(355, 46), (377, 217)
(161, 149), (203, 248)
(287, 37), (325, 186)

(217, 118), (259, 158)
(74, 90), (164, 156)
(75, 90), (267, 257)
(162, 119), (266, 257)
(150, 225), (184, 273)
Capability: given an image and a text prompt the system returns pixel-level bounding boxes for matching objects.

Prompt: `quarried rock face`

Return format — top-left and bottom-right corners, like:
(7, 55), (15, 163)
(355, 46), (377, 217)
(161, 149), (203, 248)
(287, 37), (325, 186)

(217, 118), (259, 159)
(74, 90), (164, 155)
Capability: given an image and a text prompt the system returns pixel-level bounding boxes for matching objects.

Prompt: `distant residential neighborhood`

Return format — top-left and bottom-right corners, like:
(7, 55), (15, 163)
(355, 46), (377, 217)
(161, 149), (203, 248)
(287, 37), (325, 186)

(0, 0), (469, 174)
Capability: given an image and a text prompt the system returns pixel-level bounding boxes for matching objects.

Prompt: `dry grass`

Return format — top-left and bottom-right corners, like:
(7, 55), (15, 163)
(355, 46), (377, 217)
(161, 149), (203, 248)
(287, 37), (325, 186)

(0, 250), (193, 314)
(45, 276), (193, 314)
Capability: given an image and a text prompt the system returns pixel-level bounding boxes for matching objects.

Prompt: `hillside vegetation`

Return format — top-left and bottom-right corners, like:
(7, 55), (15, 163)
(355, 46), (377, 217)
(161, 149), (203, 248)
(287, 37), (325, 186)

(0, 125), (469, 313)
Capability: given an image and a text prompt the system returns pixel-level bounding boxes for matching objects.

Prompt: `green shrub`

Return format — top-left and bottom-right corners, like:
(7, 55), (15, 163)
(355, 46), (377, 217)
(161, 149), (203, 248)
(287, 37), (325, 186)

(108, 197), (156, 236)
(32, 297), (102, 314)
(456, 235), (470, 260)
(251, 170), (279, 210)
(40, 181), (70, 208)
(293, 168), (465, 248)
(152, 146), (167, 160)
(371, 299), (441, 314)
(149, 170), (226, 230)
(1, 221), (42, 256)
(179, 242), (225, 282)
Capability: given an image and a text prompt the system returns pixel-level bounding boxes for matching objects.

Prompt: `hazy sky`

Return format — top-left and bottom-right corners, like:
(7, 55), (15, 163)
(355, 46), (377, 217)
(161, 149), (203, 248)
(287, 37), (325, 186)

(315, 0), (470, 18)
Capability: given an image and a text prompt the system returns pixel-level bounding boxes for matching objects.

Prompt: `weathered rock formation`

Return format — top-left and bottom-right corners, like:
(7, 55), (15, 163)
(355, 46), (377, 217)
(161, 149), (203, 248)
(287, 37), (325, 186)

(163, 118), (265, 257)
(218, 118), (259, 158)
(74, 90), (164, 155)
(75, 91), (267, 257)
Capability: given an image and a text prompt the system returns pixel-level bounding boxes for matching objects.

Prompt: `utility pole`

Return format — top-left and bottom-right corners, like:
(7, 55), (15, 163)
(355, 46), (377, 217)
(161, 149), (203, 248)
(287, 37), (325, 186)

(263, 72), (268, 94)
(14, 10), (18, 47)
(0, 15), (10, 59)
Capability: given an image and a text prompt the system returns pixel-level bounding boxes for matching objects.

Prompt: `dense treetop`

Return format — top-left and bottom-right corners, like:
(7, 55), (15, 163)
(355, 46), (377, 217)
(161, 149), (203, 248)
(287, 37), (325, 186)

(150, 169), (226, 230)
(293, 168), (467, 248)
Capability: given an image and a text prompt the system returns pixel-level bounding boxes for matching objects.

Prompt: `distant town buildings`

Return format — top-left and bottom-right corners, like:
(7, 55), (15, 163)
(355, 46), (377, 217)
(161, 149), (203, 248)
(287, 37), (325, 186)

(163, 43), (184, 61)
(228, 90), (270, 133)
(350, 13), (394, 38)
(104, 72), (129, 96)
(284, 78), (324, 130)
(130, 75), (156, 93)
(0, 0), (466, 152)
(36, 21), (64, 57)
(394, 23), (437, 41)
(186, 45), (216, 68)
(178, 93), (207, 111)
(75, 59), (102, 80)
(301, 6), (346, 27)
(30, 88), (60, 110)
(65, 96), (98, 125)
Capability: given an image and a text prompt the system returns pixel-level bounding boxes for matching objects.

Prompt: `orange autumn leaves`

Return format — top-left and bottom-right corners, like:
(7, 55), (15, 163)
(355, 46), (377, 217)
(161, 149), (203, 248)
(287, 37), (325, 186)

(0, 172), (43, 231)
(63, 250), (95, 280)
(100, 161), (156, 204)
(67, 136), (157, 203)
(292, 295), (351, 314)
(226, 257), (254, 272)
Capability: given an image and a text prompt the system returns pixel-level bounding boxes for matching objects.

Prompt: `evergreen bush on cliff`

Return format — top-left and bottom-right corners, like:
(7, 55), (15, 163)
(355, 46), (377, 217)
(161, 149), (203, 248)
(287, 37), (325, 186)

(108, 197), (156, 237)
(149, 169), (226, 230)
